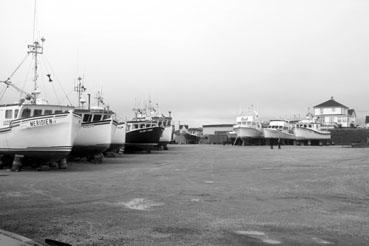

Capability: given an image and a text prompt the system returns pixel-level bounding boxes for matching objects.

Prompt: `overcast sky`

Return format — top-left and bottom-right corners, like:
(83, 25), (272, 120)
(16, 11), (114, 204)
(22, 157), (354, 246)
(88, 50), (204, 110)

(1, 0), (368, 126)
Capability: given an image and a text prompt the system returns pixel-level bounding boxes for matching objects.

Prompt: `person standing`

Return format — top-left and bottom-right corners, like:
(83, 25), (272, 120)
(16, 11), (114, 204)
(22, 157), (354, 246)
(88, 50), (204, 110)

(278, 137), (281, 149)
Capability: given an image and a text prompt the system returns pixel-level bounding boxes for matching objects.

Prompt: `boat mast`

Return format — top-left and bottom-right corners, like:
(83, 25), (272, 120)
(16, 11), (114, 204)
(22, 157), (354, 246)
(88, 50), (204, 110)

(27, 38), (44, 104)
(74, 76), (86, 107)
(28, 0), (44, 104)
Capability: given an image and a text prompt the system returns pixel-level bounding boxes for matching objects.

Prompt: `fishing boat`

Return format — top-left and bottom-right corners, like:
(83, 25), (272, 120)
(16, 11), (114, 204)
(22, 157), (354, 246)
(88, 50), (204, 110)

(71, 82), (117, 159)
(152, 111), (173, 150)
(125, 106), (163, 152)
(175, 125), (202, 144)
(233, 110), (263, 141)
(294, 119), (331, 140)
(0, 35), (81, 167)
(294, 112), (331, 142)
(107, 121), (126, 153)
(263, 120), (295, 140)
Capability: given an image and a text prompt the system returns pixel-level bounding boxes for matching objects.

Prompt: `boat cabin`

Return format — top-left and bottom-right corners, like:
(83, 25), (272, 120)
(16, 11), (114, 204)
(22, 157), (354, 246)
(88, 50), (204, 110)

(295, 120), (322, 131)
(267, 120), (291, 130)
(0, 103), (73, 128)
(236, 115), (261, 128)
(74, 108), (114, 123)
(151, 116), (172, 128)
(126, 120), (158, 132)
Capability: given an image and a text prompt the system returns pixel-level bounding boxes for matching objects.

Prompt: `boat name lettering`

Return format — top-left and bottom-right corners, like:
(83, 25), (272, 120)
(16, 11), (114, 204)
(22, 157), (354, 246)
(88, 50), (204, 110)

(29, 118), (55, 127)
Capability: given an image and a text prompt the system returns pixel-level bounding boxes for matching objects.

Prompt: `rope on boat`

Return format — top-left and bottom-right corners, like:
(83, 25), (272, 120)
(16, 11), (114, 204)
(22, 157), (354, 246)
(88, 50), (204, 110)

(40, 57), (61, 104)
(42, 54), (73, 105)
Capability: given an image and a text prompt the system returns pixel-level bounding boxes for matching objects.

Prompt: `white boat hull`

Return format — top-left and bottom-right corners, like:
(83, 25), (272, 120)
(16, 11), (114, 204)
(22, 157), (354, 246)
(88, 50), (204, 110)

(159, 125), (173, 144)
(0, 112), (81, 160)
(72, 119), (115, 156)
(263, 128), (295, 140)
(234, 126), (263, 139)
(108, 121), (126, 152)
(294, 128), (331, 140)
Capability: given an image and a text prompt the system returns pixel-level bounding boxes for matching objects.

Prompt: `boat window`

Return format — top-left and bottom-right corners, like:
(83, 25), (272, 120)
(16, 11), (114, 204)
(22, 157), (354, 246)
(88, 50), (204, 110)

(83, 114), (92, 122)
(14, 109), (19, 118)
(5, 109), (12, 119)
(33, 109), (42, 117)
(308, 125), (312, 128)
(92, 114), (102, 122)
(134, 124), (138, 129)
(303, 124), (307, 128)
(55, 110), (63, 114)
(158, 121), (162, 127)
(103, 115), (110, 120)
(140, 124), (145, 128)
(44, 110), (53, 115)
(168, 121), (171, 125)
(21, 108), (31, 118)
(146, 124), (151, 128)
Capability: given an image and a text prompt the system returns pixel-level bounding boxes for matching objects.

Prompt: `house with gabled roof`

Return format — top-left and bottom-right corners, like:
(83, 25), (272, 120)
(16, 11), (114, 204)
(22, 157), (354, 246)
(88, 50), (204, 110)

(313, 97), (356, 128)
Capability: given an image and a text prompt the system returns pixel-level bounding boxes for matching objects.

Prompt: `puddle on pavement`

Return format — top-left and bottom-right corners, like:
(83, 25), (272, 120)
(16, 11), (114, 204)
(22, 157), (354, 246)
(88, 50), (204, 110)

(190, 198), (200, 202)
(235, 230), (265, 236)
(1, 191), (26, 198)
(118, 198), (164, 211)
(312, 237), (333, 244)
(234, 230), (281, 245)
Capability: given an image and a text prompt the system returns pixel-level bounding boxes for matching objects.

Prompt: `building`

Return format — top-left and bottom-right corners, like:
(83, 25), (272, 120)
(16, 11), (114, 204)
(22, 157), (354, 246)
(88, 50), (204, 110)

(313, 97), (356, 128)
(365, 116), (369, 128)
(202, 124), (234, 135)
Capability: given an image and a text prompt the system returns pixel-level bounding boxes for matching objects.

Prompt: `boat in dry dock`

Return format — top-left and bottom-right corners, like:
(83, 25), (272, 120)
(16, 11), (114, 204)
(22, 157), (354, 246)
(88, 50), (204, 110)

(71, 84), (117, 159)
(107, 121), (126, 153)
(0, 37), (81, 166)
(175, 125), (202, 144)
(125, 107), (163, 152)
(294, 113), (331, 142)
(233, 110), (263, 141)
(151, 111), (173, 150)
(263, 120), (295, 140)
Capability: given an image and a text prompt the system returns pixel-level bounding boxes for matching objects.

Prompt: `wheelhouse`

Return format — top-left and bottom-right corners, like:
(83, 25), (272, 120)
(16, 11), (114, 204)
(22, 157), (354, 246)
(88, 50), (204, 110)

(0, 103), (73, 128)
(126, 120), (158, 132)
(74, 108), (114, 124)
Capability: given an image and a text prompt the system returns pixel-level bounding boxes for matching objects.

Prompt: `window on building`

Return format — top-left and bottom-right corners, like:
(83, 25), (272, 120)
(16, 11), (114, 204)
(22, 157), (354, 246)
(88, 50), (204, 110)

(92, 114), (102, 122)
(5, 110), (12, 119)
(320, 108), (323, 114)
(103, 114), (110, 120)
(21, 108), (31, 118)
(55, 110), (63, 114)
(33, 109), (42, 117)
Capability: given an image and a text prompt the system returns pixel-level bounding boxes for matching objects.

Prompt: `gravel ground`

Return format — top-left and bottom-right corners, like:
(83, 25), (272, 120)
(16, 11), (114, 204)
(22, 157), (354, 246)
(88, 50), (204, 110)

(1, 145), (369, 245)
